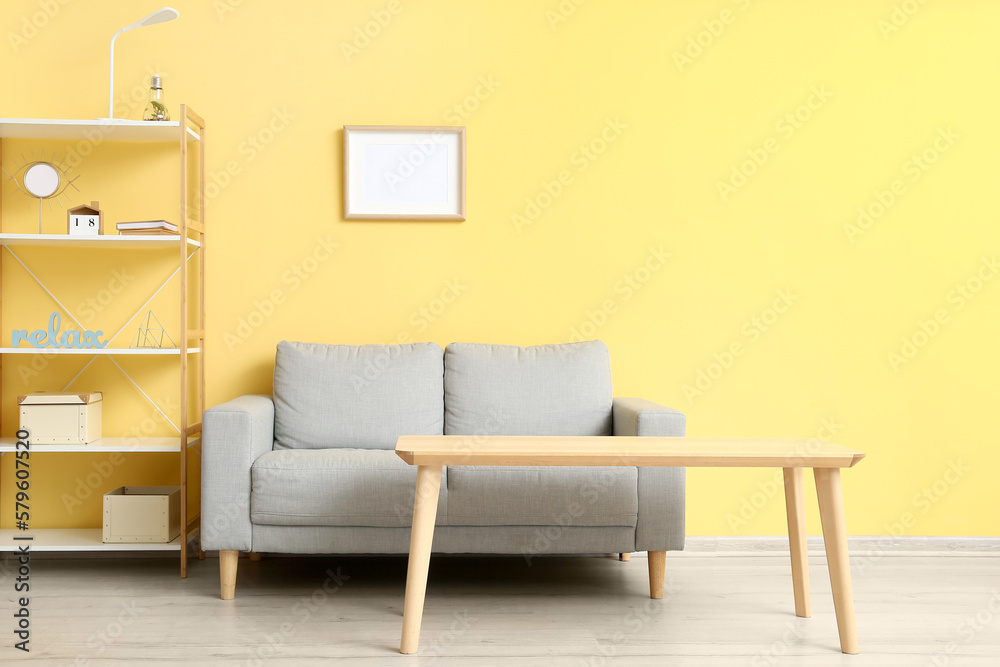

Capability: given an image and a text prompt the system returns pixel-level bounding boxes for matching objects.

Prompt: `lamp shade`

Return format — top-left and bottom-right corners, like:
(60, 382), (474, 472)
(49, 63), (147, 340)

(129, 7), (179, 31)
(107, 7), (180, 118)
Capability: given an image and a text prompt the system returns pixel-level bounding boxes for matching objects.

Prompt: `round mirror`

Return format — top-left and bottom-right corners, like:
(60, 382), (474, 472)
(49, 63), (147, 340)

(23, 162), (61, 198)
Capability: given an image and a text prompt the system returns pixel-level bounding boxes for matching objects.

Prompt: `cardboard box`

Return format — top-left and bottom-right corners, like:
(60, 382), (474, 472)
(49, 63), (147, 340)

(18, 392), (103, 445)
(103, 486), (181, 544)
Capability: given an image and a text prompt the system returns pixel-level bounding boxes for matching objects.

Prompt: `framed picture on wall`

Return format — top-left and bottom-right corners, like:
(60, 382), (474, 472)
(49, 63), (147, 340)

(344, 125), (466, 220)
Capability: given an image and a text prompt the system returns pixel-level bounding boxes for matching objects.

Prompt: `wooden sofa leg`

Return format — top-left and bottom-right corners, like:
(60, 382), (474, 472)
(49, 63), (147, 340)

(220, 550), (239, 600)
(248, 551), (262, 562)
(648, 550), (666, 599)
(619, 552), (631, 561)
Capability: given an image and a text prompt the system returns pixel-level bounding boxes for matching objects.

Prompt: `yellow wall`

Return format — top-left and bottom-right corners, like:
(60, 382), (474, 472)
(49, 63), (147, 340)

(2, 0), (998, 537)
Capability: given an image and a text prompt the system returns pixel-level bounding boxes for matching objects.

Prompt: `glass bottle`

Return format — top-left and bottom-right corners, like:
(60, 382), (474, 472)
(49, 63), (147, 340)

(143, 75), (170, 121)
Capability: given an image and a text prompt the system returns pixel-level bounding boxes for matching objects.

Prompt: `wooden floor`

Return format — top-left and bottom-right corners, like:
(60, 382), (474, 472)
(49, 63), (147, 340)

(4, 546), (999, 665)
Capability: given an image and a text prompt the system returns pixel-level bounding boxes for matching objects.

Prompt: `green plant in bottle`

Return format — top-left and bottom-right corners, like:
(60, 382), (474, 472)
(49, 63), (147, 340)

(143, 75), (170, 121)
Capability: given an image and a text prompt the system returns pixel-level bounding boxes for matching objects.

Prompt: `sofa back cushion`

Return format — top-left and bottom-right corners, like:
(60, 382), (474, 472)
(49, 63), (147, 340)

(273, 341), (444, 450)
(443, 341), (613, 436)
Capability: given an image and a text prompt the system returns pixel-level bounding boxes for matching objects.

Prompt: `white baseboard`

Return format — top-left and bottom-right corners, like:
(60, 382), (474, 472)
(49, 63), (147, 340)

(5, 536), (997, 561)
(681, 536), (1000, 556)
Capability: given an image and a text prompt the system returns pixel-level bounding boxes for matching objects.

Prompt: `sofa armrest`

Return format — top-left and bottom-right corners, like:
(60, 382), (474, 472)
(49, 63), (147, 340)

(613, 397), (686, 552)
(613, 397), (686, 437)
(201, 394), (275, 552)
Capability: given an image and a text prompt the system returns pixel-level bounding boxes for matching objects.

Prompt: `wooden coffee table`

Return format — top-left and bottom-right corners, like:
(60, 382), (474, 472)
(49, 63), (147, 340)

(395, 436), (865, 655)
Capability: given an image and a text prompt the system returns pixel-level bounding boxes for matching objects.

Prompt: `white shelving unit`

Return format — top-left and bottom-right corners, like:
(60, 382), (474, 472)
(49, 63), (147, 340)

(0, 436), (201, 453)
(0, 233), (199, 249)
(0, 118), (200, 142)
(0, 111), (206, 574)
(0, 528), (182, 552)
(0, 347), (200, 355)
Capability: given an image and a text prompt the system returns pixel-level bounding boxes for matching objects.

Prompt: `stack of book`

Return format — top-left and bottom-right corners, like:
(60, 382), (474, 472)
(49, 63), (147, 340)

(116, 221), (178, 236)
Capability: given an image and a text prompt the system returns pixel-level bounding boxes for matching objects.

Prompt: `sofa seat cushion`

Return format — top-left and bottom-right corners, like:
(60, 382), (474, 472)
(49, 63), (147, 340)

(251, 448), (447, 527)
(447, 465), (637, 527)
(273, 341), (444, 450)
(444, 341), (613, 436)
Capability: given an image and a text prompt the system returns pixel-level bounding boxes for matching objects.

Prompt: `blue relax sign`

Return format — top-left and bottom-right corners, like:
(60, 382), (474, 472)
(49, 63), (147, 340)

(12, 312), (108, 349)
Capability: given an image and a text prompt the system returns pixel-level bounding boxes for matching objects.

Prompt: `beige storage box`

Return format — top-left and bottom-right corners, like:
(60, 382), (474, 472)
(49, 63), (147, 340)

(18, 392), (103, 445)
(103, 486), (181, 544)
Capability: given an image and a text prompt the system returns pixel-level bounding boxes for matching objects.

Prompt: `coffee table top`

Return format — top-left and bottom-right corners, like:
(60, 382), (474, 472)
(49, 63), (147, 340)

(395, 436), (865, 468)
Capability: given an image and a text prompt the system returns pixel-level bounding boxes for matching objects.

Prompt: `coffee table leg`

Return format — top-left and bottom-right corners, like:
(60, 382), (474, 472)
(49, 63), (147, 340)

(400, 464), (443, 655)
(782, 467), (811, 618)
(814, 467), (859, 654)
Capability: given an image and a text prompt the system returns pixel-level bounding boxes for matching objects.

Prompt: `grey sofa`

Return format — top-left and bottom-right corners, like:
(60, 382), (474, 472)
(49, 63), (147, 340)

(202, 340), (686, 599)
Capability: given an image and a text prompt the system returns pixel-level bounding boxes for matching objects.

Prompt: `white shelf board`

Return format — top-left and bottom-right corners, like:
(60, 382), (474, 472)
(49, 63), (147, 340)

(0, 347), (200, 355)
(0, 528), (181, 552)
(0, 436), (199, 453)
(0, 118), (199, 142)
(0, 233), (199, 248)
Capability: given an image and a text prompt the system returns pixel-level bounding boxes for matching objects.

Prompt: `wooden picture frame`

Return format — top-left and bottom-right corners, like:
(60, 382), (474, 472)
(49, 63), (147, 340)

(344, 125), (466, 220)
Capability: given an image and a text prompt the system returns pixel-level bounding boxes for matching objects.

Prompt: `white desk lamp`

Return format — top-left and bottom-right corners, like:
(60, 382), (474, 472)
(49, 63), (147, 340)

(108, 7), (179, 119)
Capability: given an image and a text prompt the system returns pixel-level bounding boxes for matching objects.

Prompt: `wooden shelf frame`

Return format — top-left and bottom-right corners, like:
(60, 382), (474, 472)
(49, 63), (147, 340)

(178, 104), (207, 578)
(0, 106), (206, 574)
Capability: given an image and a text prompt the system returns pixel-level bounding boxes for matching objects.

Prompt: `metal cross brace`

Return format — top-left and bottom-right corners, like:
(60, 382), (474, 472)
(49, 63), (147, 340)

(3, 245), (200, 437)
